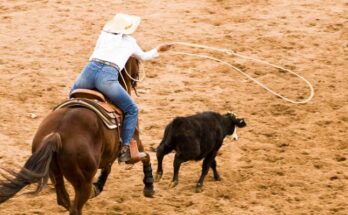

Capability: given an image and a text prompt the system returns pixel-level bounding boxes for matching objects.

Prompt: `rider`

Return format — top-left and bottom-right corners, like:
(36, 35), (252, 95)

(70, 13), (172, 162)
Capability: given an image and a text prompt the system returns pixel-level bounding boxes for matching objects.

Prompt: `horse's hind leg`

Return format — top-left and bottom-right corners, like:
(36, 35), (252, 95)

(50, 160), (70, 210)
(65, 163), (96, 215)
(91, 163), (112, 198)
(70, 178), (93, 215)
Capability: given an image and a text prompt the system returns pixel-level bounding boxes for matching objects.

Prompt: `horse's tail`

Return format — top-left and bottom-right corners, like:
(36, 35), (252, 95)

(0, 132), (62, 203)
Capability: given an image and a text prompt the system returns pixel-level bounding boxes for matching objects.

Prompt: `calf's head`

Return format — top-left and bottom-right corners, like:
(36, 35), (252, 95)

(223, 112), (247, 141)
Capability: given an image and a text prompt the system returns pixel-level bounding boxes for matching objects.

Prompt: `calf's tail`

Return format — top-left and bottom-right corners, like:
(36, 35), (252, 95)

(0, 132), (61, 203)
(158, 118), (180, 149)
(156, 117), (187, 157)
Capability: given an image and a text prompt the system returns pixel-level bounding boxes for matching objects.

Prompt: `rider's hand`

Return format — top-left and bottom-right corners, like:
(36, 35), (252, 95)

(157, 43), (173, 52)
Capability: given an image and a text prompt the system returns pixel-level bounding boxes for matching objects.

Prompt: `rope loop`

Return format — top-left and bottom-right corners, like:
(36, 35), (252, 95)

(167, 41), (314, 104)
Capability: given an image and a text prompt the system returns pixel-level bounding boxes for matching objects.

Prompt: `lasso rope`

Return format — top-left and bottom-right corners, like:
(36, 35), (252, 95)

(124, 63), (146, 82)
(122, 63), (146, 93)
(168, 42), (314, 104)
(119, 71), (129, 93)
(124, 41), (314, 104)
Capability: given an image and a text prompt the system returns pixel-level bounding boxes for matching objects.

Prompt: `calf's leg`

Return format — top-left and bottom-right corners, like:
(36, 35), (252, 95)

(155, 144), (173, 182)
(170, 154), (184, 188)
(211, 158), (221, 181)
(196, 152), (217, 193)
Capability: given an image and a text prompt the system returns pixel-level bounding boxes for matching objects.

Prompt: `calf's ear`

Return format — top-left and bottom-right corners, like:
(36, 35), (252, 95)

(236, 118), (246, 128)
(226, 111), (236, 117)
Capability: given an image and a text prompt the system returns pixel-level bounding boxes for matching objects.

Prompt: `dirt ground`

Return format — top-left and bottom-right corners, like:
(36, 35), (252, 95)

(0, 0), (347, 214)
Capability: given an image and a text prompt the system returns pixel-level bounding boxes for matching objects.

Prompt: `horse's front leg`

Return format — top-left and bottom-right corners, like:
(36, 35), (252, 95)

(141, 153), (155, 197)
(90, 163), (112, 198)
(134, 129), (155, 197)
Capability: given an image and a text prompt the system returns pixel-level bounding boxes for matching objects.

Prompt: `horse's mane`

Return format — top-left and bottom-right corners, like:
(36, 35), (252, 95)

(120, 57), (140, 94)
(129, 57), (140, 89)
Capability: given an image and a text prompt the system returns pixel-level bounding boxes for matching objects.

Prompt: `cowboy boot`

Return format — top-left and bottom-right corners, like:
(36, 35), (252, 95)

(119, 145), (131, 162)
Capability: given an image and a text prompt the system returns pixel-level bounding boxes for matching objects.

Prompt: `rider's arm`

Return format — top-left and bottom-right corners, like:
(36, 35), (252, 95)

(132, 39), (159, 61)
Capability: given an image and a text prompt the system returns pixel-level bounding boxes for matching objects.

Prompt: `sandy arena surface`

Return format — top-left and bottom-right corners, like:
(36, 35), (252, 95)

(0, 0), (347, 214)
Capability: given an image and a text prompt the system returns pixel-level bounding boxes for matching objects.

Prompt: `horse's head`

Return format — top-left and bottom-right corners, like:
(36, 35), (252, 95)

(119, 57), (140, 95)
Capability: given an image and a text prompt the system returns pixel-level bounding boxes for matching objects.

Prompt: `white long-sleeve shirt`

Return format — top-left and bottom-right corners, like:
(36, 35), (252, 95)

(89, 31), (159, 70)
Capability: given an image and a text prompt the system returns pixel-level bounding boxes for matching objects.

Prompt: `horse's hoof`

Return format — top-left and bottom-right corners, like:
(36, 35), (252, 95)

(169, 180), (178, 188)
(195, 184), (203, 193)
(155, 173), (162, 182)
(143, 187), (155, 198)
(214, 176), (222, 181)
(89, 184), (101, 199)
(57, 200), (70, 210)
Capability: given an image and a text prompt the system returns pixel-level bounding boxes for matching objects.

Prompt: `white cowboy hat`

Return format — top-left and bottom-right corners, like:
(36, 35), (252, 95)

(103, 13), (141, 34)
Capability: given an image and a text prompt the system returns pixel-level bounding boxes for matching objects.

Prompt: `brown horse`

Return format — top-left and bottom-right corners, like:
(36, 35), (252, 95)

(0, 57), (154, 215)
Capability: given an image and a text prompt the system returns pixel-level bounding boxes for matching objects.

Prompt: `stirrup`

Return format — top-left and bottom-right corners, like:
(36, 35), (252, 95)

(118, 145), (131, 163)
(125, 139), (147, 164)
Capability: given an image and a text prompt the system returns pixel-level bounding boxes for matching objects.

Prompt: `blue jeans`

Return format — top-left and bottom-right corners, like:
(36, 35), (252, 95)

(70, 60), (138, 145)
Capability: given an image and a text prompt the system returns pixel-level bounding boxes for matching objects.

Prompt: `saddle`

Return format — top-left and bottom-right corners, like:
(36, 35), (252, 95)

(54, 89), (146, 163)
(55, 89), (122, 129)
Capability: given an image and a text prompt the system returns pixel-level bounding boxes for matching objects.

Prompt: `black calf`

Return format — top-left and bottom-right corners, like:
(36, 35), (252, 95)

(155, 111), (246, 192)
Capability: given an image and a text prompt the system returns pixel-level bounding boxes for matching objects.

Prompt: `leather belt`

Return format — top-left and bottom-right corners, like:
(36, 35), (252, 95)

(91, 58), (120, 71)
